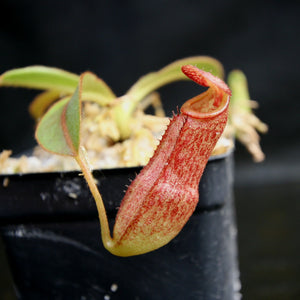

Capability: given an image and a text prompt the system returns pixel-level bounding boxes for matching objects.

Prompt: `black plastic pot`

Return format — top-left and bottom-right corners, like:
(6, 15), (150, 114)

(0, 150), (240, 300)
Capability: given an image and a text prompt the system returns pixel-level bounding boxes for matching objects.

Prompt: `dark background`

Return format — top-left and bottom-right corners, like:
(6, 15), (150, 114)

(0, 0), (299, 299)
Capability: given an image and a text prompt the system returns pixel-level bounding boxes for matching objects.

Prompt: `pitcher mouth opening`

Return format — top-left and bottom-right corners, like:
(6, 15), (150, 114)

(180, 90), (230, 119)
(180, 65), (231, 120)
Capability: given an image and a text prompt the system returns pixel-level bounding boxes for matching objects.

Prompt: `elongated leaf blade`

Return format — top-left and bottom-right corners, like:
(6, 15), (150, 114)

(0, 66), (116, 109)
(127, 56), (224, 104)
(0, 66), (79, 93)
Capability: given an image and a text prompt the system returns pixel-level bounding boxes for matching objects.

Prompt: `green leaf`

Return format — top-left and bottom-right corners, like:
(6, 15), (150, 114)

(35, 77), (82, 156)
(227, 70), (251, 112)
(80, 71), (116, 104)
(35, 97), (75, 156)
(0, 66), (116, 106)
(64, 85), (81, 154)
(0, 66), (79, 93)
(127, 56), (224, 104)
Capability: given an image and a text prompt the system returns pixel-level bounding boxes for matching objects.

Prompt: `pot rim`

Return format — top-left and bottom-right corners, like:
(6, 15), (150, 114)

(0, 147), (234, 179)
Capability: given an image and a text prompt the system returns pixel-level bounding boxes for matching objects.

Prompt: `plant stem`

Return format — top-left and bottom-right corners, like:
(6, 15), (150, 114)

(75, 147), (114, 250)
